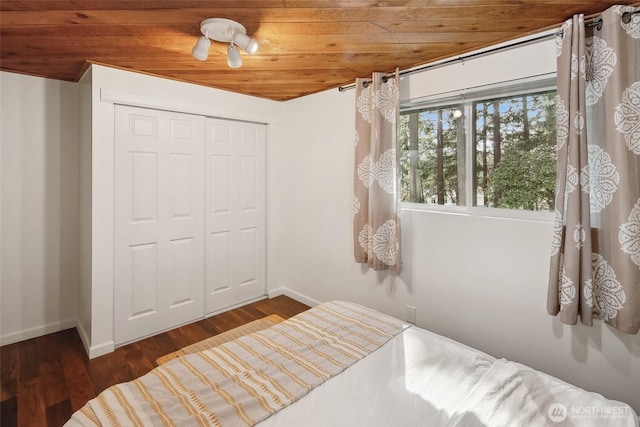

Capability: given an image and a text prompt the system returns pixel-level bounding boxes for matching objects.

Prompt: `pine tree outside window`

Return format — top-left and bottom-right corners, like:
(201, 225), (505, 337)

(399, 80), (556, 214)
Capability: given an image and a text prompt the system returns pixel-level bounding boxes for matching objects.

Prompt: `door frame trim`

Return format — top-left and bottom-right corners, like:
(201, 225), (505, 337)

(101, 89), (278, 125)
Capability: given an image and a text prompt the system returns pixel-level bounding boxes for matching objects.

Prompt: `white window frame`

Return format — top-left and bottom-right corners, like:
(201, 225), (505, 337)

(399, 73), (557, 222)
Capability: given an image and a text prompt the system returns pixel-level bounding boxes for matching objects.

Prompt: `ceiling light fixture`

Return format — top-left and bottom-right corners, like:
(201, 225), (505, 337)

(192, 18), (258, 68)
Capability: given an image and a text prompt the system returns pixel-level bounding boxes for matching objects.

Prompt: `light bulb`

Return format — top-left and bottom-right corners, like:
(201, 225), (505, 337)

(234, 33), (258, 54)
(243, 37), (258, 54)
(227, 44), (242, 68)
(192, 36), (211, 61)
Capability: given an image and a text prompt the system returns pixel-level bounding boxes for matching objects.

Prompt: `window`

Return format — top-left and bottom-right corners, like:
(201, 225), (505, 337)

(399, 82), (556, 212)
(399, 105), (466, 206)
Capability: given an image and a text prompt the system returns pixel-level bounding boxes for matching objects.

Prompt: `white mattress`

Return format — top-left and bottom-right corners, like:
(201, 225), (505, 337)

(258, 326), (639, 427)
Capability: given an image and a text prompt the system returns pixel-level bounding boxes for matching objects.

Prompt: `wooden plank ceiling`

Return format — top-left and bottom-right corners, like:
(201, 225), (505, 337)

(1, 1), (638, 101)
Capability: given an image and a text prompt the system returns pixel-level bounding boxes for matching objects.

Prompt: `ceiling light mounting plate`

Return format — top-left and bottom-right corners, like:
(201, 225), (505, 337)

(200, 18), (247, 42)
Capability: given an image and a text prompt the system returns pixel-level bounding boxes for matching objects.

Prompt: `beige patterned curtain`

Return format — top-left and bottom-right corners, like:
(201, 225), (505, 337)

(353, 71), (401, 272)
(548, 6), (640, 334)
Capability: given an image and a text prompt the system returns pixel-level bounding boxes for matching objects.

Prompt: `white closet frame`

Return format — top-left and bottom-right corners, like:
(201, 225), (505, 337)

(79, 86), (276, 358)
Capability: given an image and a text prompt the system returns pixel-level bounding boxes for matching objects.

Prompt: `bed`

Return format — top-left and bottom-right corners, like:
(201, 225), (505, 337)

(66, 301), (639, 426)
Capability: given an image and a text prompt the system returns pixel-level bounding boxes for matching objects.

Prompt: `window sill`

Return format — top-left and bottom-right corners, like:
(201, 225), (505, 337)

(401, 202), (555, 223)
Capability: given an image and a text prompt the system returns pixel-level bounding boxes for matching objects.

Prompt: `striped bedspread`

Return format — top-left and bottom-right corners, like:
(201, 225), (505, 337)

(66, 301), (407, 426)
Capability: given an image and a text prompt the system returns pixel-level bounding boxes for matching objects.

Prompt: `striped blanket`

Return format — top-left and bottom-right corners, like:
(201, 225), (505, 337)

(66, 301), (407, 426)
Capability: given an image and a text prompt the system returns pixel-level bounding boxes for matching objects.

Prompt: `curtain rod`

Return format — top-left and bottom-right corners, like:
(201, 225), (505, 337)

(338, 9), (638, 93)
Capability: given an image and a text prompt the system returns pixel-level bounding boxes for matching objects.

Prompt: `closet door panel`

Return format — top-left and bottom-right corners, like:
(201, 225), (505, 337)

(207, 231), (232, 293)
(169, 237), (197, 306)
(131, 152), (158, 222)
(236, 124), (265, 303)
(239, 227), (258, 285)
(128, 243), (158, 318)
(206, 121), (239, 308)
(205, 118), (266, 313)
(210, 155), (231, 214)
(115, 105), (204, 345)
(169, 153), (196, 219)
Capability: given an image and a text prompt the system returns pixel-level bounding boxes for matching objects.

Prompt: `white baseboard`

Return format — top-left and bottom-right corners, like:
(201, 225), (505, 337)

(76, 319), (91, 353)
(0, 318), (76, 346)
(75, 319), (114, 359)
(88, 339), (115, 359)
(268, 287), (322, 308)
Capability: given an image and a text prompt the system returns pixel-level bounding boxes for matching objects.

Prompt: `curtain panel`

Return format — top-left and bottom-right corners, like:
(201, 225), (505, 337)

(548, 5), (640, 334)
(353, 71), (401, 272)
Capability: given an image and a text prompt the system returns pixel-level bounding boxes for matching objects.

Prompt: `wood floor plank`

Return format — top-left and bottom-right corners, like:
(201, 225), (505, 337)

(192, 317), (219, 337)
(17, 377), (46, 427)
(0, 295), (309, 426)
(121, 343), (155, 378)
(0, 342), (18, 401)
(90, 346), (136, 389)
(58, 333), (96, 412)
(132, 330), (178, 368)
(17, 338), (40, 383)
(0, 395), (17, 427)
(209, 309), (248, 332)
(37, 333), (62, 378)
(46, 399), (72, 427)
(165, 325), (198, 350)
(110, 347), (135, 385)
(40, 371), (68, 408)
(179, 321), (212, 345)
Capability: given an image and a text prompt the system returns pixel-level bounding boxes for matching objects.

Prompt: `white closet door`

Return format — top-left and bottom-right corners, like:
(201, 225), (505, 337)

(205, 118), (266, 313)
(114, 105), (204, 345)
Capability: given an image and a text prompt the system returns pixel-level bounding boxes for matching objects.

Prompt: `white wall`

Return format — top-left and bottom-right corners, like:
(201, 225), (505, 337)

(0, 72), (80, 344)
(270, 37), (640, 413)
(268, 86), (414, 319)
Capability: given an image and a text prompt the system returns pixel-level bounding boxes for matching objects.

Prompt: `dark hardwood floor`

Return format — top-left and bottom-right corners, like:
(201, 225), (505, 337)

(0, 295), (310, 427)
